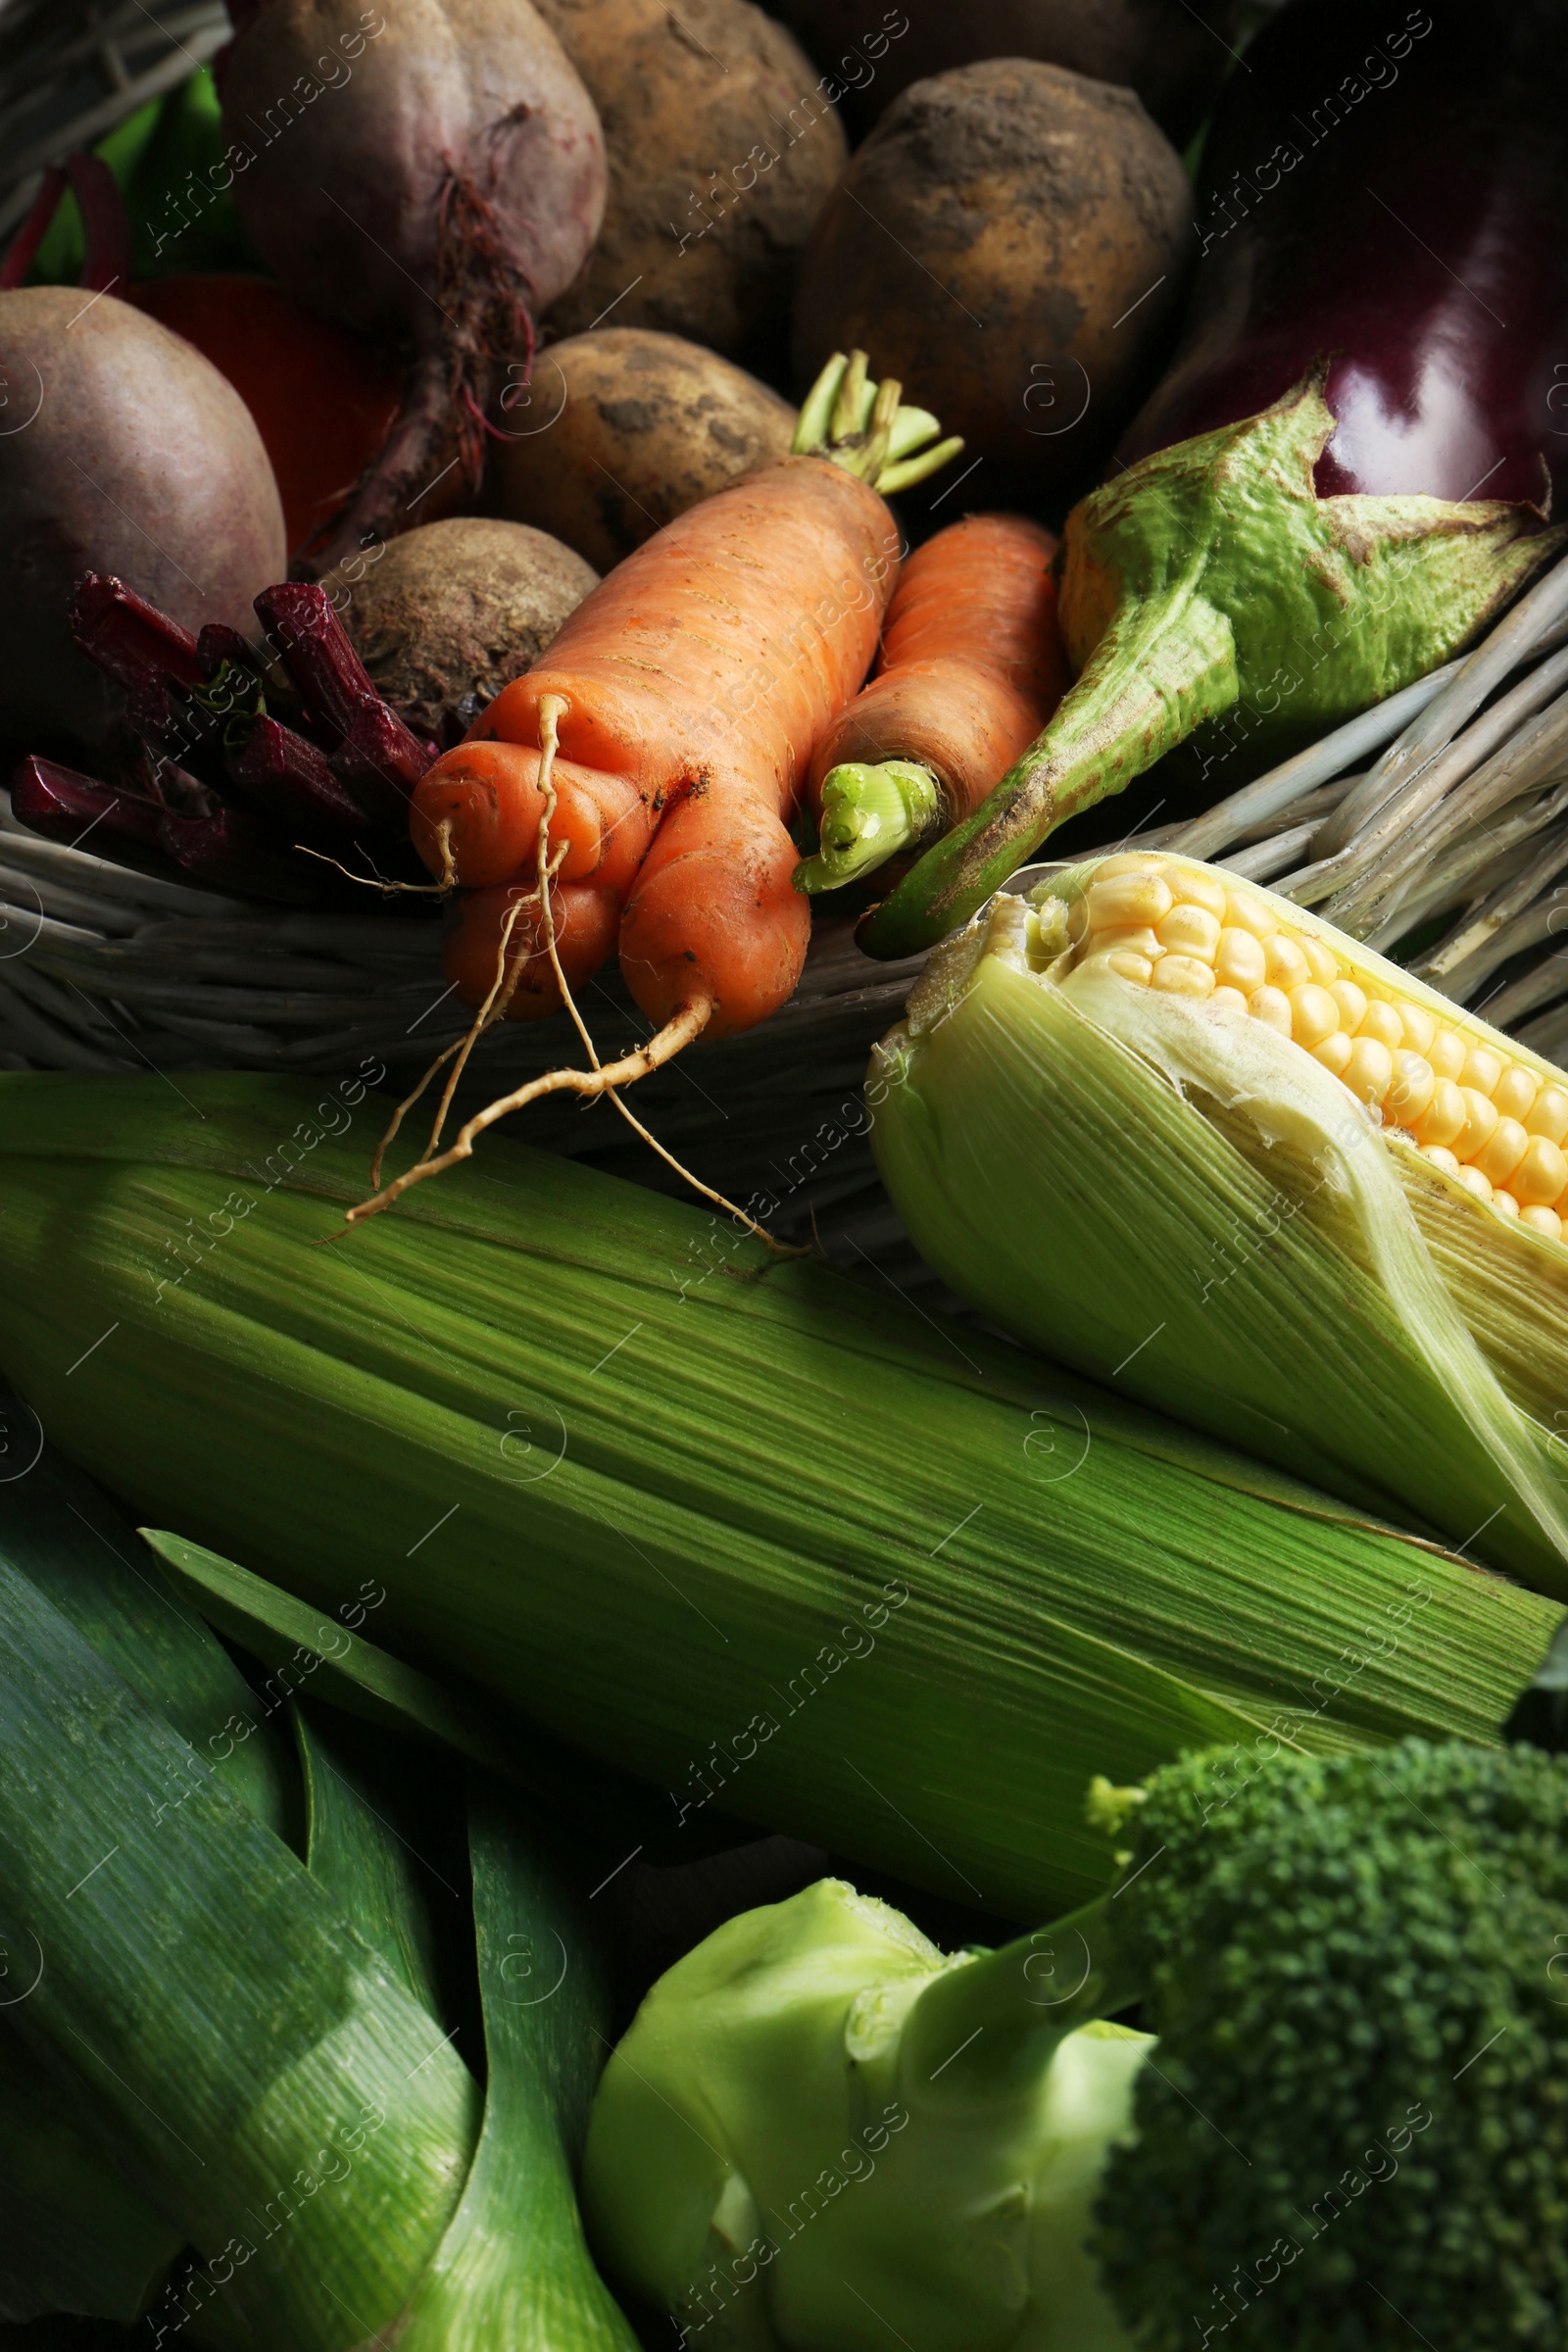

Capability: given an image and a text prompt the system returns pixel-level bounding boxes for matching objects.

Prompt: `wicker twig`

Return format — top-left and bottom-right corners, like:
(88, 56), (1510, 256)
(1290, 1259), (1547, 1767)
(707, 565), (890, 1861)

(0, 2), (229, 240)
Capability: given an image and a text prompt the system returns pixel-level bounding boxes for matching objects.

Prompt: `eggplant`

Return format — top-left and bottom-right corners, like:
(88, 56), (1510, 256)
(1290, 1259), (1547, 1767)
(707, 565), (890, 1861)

(858, 0), (1568, 958)
(1121, 3), (1568, 507)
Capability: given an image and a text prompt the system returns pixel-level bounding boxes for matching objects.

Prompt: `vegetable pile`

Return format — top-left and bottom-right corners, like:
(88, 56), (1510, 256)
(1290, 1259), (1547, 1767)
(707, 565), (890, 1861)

(9, 0), (1568, 2344)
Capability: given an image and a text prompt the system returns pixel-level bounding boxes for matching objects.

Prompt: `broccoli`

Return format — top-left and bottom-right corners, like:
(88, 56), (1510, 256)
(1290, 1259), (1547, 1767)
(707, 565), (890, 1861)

(580, 1739), (1568, 2351)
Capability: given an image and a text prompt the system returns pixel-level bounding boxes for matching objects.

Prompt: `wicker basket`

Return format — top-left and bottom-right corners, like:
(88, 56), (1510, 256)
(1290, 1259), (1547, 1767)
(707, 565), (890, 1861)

(0, 1), (229, 241)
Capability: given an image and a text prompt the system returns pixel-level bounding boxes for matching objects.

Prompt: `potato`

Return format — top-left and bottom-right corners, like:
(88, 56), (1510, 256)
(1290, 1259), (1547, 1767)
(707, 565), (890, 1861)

(490, 328), (797, 571)
(792, 59), (1192, 512)
(531, 0), (847, 369)
(764, 0), (1243, 148)
(327, 518), (598, 747)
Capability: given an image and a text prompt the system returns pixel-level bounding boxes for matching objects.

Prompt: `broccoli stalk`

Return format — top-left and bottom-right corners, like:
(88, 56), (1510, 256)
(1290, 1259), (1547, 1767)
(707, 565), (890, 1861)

(581, 1740), (1568, 2351)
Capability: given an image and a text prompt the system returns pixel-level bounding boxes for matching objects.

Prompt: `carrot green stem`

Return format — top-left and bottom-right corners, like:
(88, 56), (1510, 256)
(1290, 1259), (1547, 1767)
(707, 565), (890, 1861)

(858, 585), (1238, 956)
(793, 350), (962, 496)
(794, 760), (942, 893)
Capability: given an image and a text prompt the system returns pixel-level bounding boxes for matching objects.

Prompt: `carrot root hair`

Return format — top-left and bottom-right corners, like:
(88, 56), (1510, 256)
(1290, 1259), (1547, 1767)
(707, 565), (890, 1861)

(347, 992), (713, 1224)
(300, 816), (457, 896)
(355, 693), (794, 1247)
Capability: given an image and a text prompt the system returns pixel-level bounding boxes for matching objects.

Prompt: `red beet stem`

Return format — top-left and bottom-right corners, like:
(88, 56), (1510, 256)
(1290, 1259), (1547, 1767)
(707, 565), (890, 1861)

(225, 714), (369, 841)
(195, 622), (263, 683)
(0, 166), (66, 290)
(73, 575), (205, 696)
(157, 805), (323, 903)
(10, 756), (165, 852)
(254, 582), (434, 794)
(11, 754), (324, 905)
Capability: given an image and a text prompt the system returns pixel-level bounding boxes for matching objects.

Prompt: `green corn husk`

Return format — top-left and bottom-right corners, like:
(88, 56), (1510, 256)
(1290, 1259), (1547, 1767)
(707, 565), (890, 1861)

(869, 867), (1568, 1598)
(0, 1073), (1555, 1922)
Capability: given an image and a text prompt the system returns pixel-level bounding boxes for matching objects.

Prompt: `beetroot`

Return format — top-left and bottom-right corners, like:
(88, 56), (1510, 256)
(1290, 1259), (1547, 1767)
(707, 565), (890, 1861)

(217, 0), (608, 573)
(0, 288), (286, 755)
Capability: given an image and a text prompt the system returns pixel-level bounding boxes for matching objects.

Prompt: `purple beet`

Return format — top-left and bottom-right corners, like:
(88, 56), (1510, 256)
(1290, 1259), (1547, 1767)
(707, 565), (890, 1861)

(217, 0), (607, 573)
(0, 290), (286, 756)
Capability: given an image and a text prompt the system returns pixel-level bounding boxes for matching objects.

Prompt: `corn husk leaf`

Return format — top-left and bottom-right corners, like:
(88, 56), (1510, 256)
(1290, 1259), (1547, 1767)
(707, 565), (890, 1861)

(870, 874), (1568, 1596)
(0, 1073), (1554, 1919)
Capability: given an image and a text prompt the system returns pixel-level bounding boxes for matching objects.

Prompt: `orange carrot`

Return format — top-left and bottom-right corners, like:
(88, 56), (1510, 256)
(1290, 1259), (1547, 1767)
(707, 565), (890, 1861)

(358, 353), (963, 1226)
(795, 513), (1072, 894)
(412, 452), (900, 1037)
(444, 874), (620, 1020)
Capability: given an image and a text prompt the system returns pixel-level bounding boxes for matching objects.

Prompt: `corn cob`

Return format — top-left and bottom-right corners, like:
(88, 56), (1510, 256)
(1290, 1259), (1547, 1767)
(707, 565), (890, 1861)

(1060, 853), (1568, 1228)
(0, 1073), (1555, 1921)
(871, 852), (1568, 1593)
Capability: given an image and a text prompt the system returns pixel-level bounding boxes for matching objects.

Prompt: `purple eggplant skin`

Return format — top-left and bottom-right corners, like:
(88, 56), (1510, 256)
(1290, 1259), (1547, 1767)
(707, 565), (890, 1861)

(1119, 0), (1568, 510)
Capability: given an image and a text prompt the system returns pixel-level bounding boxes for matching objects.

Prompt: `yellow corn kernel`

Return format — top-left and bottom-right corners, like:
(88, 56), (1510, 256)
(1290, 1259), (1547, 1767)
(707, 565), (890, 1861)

(1094, 924), (1164, 958)
(1456, 1089), (1499, 1161)
(1386, 1053), (1437, 1126)
(1456, 1163), (1494, 1202)
(1298, 934), (1342, 988)
(1263, 935), (1310, 992)
(1414, 1078), (1467, 1150)
(1493, 1063), (1540, 1123)
(1421, 1144), (1461, 1177)
(1474, 1118), (1529, 1189)
(1528, 1086), (1568, 1146)
(1427, 1027), (1467, 1081)
(1345, 1037), (1395, 1106)
(1249, 985), (1294, 1036)
(1288, 985), (1340, 1050)
(1223, 890), (1276, 940)
(1314, 1032), (1353, 1077)
(1093, 853), (1167, 879)
(1328, 979), (1368, 1034)
(1512, 1134), (1568, 1208)
(1152, 953), (1216, 998)
(1357, 1000), (1405, 1052)
(1089, 874), (1174, 931)
(1208, 986), (1250, 1018)
(1154, 905), (1222, 961)
(1399, 1004), (1437, 1056)
(1165, 867), (1229, 919)
(1215, 927), (1268, 992)
(1494, 1190), (1521, 1219)
(1084, 949), (1154, 985)
(1523, 1204), (1564, 1240)
(1460, 1045), (1506, 1098)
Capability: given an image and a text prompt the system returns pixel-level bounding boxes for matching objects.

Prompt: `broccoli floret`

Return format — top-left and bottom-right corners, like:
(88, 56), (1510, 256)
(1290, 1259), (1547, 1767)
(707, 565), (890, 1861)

(1094, 1738), (1568, 2349)
(583, 1739), (1568, 2352)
